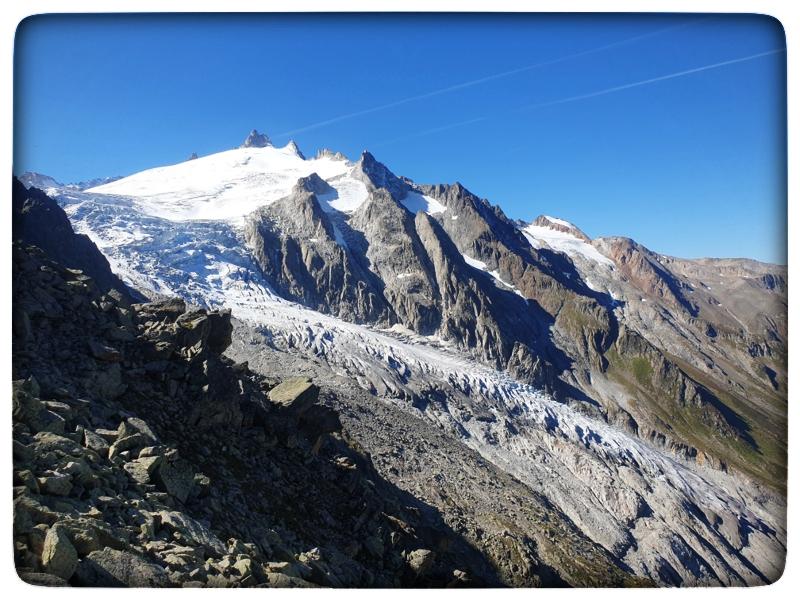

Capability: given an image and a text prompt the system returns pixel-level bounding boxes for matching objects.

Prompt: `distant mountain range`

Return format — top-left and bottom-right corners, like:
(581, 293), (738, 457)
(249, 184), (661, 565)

(13, 128), (787, 586)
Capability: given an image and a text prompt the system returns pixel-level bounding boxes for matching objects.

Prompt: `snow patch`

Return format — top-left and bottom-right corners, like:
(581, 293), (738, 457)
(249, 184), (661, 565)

(543, 215), (573, 228)
(402, 192), (446, 215)
(522, 224), (614, 268)
(462, 254), (525, 298)
(462, 254), (488, 270)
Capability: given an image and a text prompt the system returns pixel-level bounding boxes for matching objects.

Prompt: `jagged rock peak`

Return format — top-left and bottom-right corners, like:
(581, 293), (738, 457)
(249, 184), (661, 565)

(532, 214), (591, 242)
(294, 172), (334, 196)
(314, 148), (348, 161)
(284, 140), (305, 160)
(353, 151), (411, 200)
(240, 129), (271, 148)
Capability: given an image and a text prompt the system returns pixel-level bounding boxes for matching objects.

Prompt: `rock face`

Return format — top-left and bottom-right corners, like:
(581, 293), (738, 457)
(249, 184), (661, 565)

(14, 241), (641, 587)
(12, 177), (137, 300)
(244, 175), (391, 324)
(236, 150), (786, 498)
(240, 129), (271, 148)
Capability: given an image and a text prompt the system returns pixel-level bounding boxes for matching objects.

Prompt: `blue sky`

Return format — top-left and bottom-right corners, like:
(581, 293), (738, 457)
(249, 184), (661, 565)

(14, 14), (786, 262)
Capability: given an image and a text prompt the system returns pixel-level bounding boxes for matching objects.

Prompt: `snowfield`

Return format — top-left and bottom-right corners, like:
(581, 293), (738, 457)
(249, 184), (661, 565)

(522, 222), (615, 268)
(87, 143), (368, 223)
(402, 191), (447, 215)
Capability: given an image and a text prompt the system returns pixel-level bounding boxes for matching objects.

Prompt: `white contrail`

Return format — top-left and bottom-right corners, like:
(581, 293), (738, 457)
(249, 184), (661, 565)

(515, 47), (785, 112)
(274, 19), (706, 138)
(373, 48), (785, 148)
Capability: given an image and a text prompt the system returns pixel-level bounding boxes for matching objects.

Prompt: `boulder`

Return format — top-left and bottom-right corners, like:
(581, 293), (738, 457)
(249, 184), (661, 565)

(406, 549), (435, 576)
(123, 456), (163, 484)
(158, 510), (226, 557)
(233, 557), (265, 585)
(268, 378), (319, 415)
(41, 524), (78, 580)
(262, 572), (318, 588)
(31, 432), (84, 457)
(109, 433), (149, 460)
(118, 418), (159, 445)
(17, 571), (70, 586)
(55, 517), (127, 556)
(37, 474), (73, 497)
(16, 469), (39, 493)
(154, 459), (195, 503)
(82, 430), (110, 456)
(133, 297), (186, 321)
(73, 548), (171, 587)
(94, 428), (119, 443)
(88, 339), (122, 362)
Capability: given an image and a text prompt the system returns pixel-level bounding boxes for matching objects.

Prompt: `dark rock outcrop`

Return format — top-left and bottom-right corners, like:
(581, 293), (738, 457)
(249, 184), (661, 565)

(240, 129), (271, 149)
(12, 176), (137, 300)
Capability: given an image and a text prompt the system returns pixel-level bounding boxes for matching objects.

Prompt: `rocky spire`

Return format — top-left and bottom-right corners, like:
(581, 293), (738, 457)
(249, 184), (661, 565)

(285, 140), (305, 160)
(240, 129), (271, 149)
(352, 151), (411, 201)
(315, 148), (348, 161)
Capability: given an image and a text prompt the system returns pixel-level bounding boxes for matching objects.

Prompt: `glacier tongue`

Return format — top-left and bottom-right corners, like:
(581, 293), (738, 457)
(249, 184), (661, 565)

(56, 186), (786, 586)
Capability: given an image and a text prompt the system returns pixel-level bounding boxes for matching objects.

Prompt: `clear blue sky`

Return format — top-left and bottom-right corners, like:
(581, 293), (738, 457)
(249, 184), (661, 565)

(14, 14), (786, 263)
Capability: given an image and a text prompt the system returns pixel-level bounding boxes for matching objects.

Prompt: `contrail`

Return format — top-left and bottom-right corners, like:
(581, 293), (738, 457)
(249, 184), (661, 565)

(514, 47), (785, 112)
(274, 18), (706, 138)
(373, 48), (785, 148)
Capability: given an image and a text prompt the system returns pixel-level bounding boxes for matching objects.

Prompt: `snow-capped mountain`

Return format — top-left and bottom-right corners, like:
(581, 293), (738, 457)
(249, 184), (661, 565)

(87, 136), (368, 223)
(27, 129), (787, 585)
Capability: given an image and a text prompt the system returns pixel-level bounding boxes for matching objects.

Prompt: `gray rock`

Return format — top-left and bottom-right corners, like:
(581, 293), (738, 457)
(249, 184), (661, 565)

(240, 129), (271, 148)
(73, 548), (171, 587)
(262, 572), (317, 588)
(88, 339), (122, 362)
(37, 474), (73, 497)
(154, 459), (195, 503)
(41, 524), (78, 580)
(406, 549), (435, 576)
(109, 433), (149, 460)
(158, 511), (226, 556)
(118, 417), (159, 445)
(268, 377), (319, 415)
(82, 430), (109, 456)
(123, 456), (163, 484)
(17, 571), (70, 586)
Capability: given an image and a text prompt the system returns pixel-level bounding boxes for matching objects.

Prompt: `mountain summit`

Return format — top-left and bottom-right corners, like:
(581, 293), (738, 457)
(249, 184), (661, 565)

(240, 129), (271, 148)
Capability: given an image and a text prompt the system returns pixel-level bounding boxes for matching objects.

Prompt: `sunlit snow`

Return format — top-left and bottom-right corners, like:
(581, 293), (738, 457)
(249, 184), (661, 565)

(522, 223), (614, 267)
(87, 145), (367, 224)
(402, 191), (447, 215)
